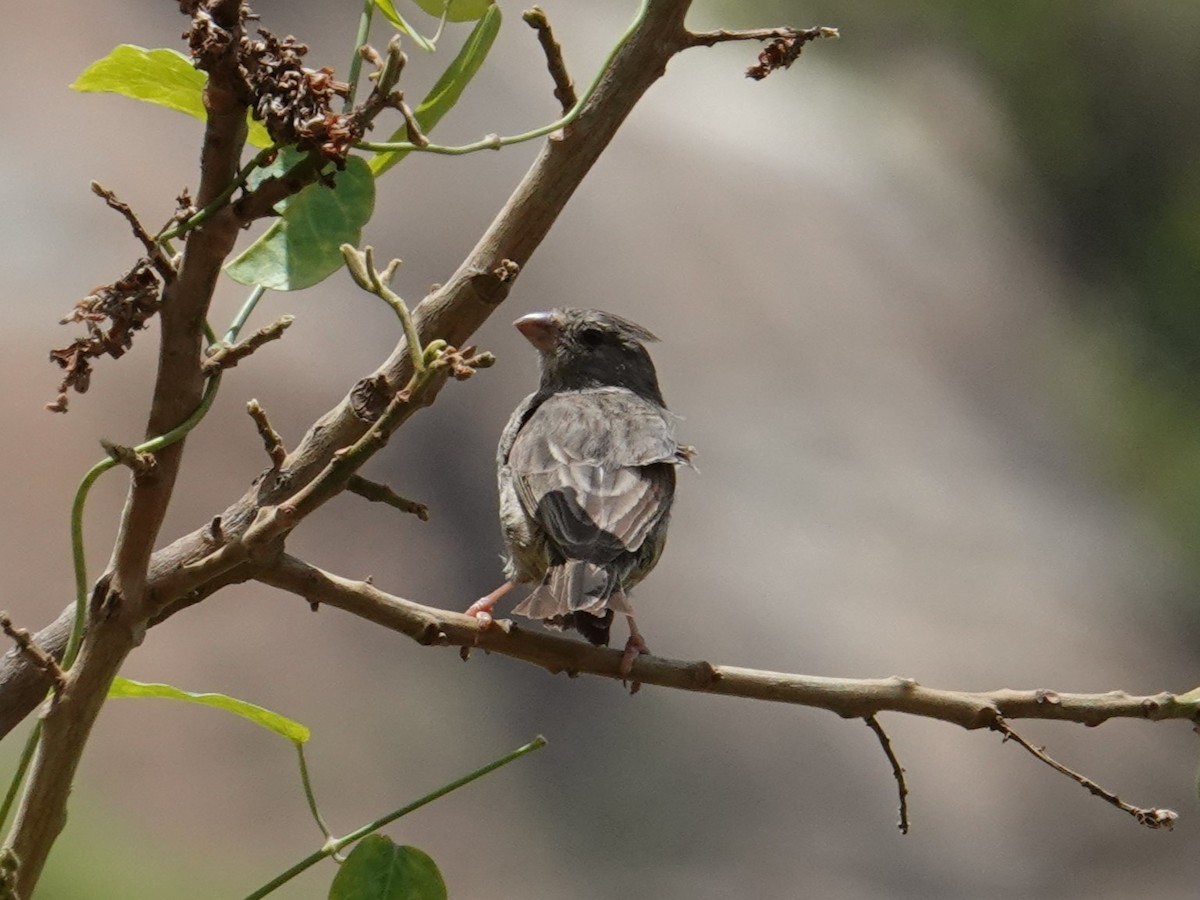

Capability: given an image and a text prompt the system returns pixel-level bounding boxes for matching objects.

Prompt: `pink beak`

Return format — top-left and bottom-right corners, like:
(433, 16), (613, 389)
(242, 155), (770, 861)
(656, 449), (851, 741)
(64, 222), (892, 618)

(514, 311), (559, 352)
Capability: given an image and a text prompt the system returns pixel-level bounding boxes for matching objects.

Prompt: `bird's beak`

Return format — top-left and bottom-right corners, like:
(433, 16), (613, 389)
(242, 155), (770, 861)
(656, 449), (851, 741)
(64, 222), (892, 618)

(514, 311), (559, 352)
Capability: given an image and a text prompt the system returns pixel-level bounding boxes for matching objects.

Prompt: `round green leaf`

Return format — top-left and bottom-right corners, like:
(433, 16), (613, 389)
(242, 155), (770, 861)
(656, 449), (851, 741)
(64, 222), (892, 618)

(226, 151), (376, 291)
(412, 0), (494, 23)
(329, 836), (448, 900)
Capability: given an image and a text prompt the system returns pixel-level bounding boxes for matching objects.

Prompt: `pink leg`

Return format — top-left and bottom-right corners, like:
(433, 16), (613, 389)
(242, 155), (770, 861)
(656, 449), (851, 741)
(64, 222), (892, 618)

(619, 615), (650, 680)
(466, 581), (515, 628)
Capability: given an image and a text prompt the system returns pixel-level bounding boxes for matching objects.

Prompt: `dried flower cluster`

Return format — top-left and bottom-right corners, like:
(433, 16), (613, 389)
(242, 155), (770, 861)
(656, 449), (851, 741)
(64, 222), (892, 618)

(183, 1), (356, 164)
(240, 31), (356, 165)
(47, 261), (162, 412)
(746, 28), (837, 81)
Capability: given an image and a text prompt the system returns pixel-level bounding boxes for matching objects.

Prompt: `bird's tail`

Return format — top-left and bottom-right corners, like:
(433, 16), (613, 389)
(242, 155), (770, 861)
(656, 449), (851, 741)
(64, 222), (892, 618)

(512, 560), (632, 646)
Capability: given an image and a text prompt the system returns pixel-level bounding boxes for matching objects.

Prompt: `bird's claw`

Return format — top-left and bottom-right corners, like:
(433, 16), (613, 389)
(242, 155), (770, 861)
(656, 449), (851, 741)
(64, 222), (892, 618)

(619, 632), (650, 694)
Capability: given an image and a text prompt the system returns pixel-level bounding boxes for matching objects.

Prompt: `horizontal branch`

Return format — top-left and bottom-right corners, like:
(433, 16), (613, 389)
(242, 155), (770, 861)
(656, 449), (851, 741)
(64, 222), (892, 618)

(257, 555), (1200, 731)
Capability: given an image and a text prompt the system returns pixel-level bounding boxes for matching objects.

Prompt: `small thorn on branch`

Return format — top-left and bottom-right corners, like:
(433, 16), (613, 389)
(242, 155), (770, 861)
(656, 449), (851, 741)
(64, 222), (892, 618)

(991, 717), (1178, 831)
(523, 6), (577, 114)
(246, 399), (287, 468)
(347, 474), (429, 521)
(864, 714), (910, 834)
(203, 315), (295, 375)
(100, 439), (156, 475)
(1, 611), (67, 694)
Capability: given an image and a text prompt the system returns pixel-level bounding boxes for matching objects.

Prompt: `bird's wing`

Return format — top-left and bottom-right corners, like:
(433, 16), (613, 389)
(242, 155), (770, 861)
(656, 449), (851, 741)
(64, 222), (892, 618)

(506, 388), (678, 560)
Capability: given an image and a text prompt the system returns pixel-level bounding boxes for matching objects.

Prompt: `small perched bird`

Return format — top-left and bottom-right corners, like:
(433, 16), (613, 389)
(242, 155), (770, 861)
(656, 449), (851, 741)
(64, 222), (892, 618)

(468, 308), (691, 674)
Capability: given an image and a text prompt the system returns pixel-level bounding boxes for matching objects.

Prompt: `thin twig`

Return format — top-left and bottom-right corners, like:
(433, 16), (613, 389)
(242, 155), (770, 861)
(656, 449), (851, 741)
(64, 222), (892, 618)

(686, 25), (839, 81)
(246, 400), (287, 468)
(0, 615), (65, 696)
(863, 715), (909, 834)
(523, 6), (577, 114)
(396, 95), (430, 147)
(202, 315), (294, 375)
(90, 182), (176, 280)
(991, 718), (1178, 830)
(347, 475), (429, 520)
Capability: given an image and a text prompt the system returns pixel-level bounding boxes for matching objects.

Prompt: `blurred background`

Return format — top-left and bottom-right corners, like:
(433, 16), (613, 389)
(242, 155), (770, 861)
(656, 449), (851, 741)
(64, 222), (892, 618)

(3, 1), (1199, 897)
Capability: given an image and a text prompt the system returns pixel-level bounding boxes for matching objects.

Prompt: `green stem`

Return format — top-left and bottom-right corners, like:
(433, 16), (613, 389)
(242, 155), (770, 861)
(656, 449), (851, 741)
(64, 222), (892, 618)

(357, 0), (650, 158)
(242, 736), (547, 900)
(344, 0), (376, 112)
(158, 146), (279, 243)
(296, 742), (335, 844)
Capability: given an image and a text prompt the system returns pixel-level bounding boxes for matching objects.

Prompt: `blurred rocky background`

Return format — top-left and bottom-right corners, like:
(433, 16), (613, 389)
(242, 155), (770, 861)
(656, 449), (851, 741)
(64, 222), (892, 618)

(3, 1), (1199, 897)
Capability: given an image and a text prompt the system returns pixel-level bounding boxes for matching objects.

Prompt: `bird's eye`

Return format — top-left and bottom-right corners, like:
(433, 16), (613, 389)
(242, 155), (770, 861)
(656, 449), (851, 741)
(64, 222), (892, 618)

(578, 327), (605, 348)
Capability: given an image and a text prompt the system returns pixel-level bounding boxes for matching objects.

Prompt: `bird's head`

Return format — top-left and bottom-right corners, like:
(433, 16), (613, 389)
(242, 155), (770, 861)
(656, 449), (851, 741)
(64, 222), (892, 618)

(515, 308), (666, 405)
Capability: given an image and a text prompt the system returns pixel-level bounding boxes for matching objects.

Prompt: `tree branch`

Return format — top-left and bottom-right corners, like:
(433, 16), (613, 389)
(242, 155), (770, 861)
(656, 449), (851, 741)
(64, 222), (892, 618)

(0, 3), (843, 885)
(254, 555), (1198, 727)
(256, 554), (1197, 829)
(4, 1), (251, 888)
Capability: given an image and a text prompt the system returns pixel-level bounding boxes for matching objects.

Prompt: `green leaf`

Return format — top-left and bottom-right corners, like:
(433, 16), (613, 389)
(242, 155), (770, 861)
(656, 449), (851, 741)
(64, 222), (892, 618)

(374, 1), (437, 53)
(72, 44), (273, 148)
(329, 837), (447, 900)
(108, 676), (311, 744)
(369, 5), (502, 176)
(72, 45), (206, 119)
(225, 150), (376, 291)
(412, 0), (495, 23)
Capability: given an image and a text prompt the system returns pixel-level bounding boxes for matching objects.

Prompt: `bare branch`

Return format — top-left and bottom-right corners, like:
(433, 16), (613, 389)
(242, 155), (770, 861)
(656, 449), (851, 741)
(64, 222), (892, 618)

(523, 6), (577, 114)
(396, 95), (430, 148)
(202, 315), (295, 375)
(246, 400), (288, 468)
(255, 554), (1197, 831)
(346, 475), (429, 521)
(686, 25), (839, 81)
(257, 555), (1200, 730)
(991, 718), (1178, 830)
(90, 182), (175, 281)
(0, 614), (65, 696)
(863, 715), (909, 834)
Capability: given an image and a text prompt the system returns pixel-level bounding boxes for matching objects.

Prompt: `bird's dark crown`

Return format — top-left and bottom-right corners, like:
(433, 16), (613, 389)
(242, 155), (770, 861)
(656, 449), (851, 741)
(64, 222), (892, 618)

(532, 308), (666, 405)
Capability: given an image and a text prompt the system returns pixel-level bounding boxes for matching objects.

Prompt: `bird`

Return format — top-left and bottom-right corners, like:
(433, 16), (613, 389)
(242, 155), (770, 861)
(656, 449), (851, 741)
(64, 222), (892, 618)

(467, 308), (692, 676)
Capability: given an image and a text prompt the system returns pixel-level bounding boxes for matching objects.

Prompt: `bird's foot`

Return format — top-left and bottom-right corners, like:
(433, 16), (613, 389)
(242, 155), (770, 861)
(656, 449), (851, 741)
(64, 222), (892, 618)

(466, 582), (515, 625)
(465, 582), (516, 653)
(619, 628), (650, 694)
